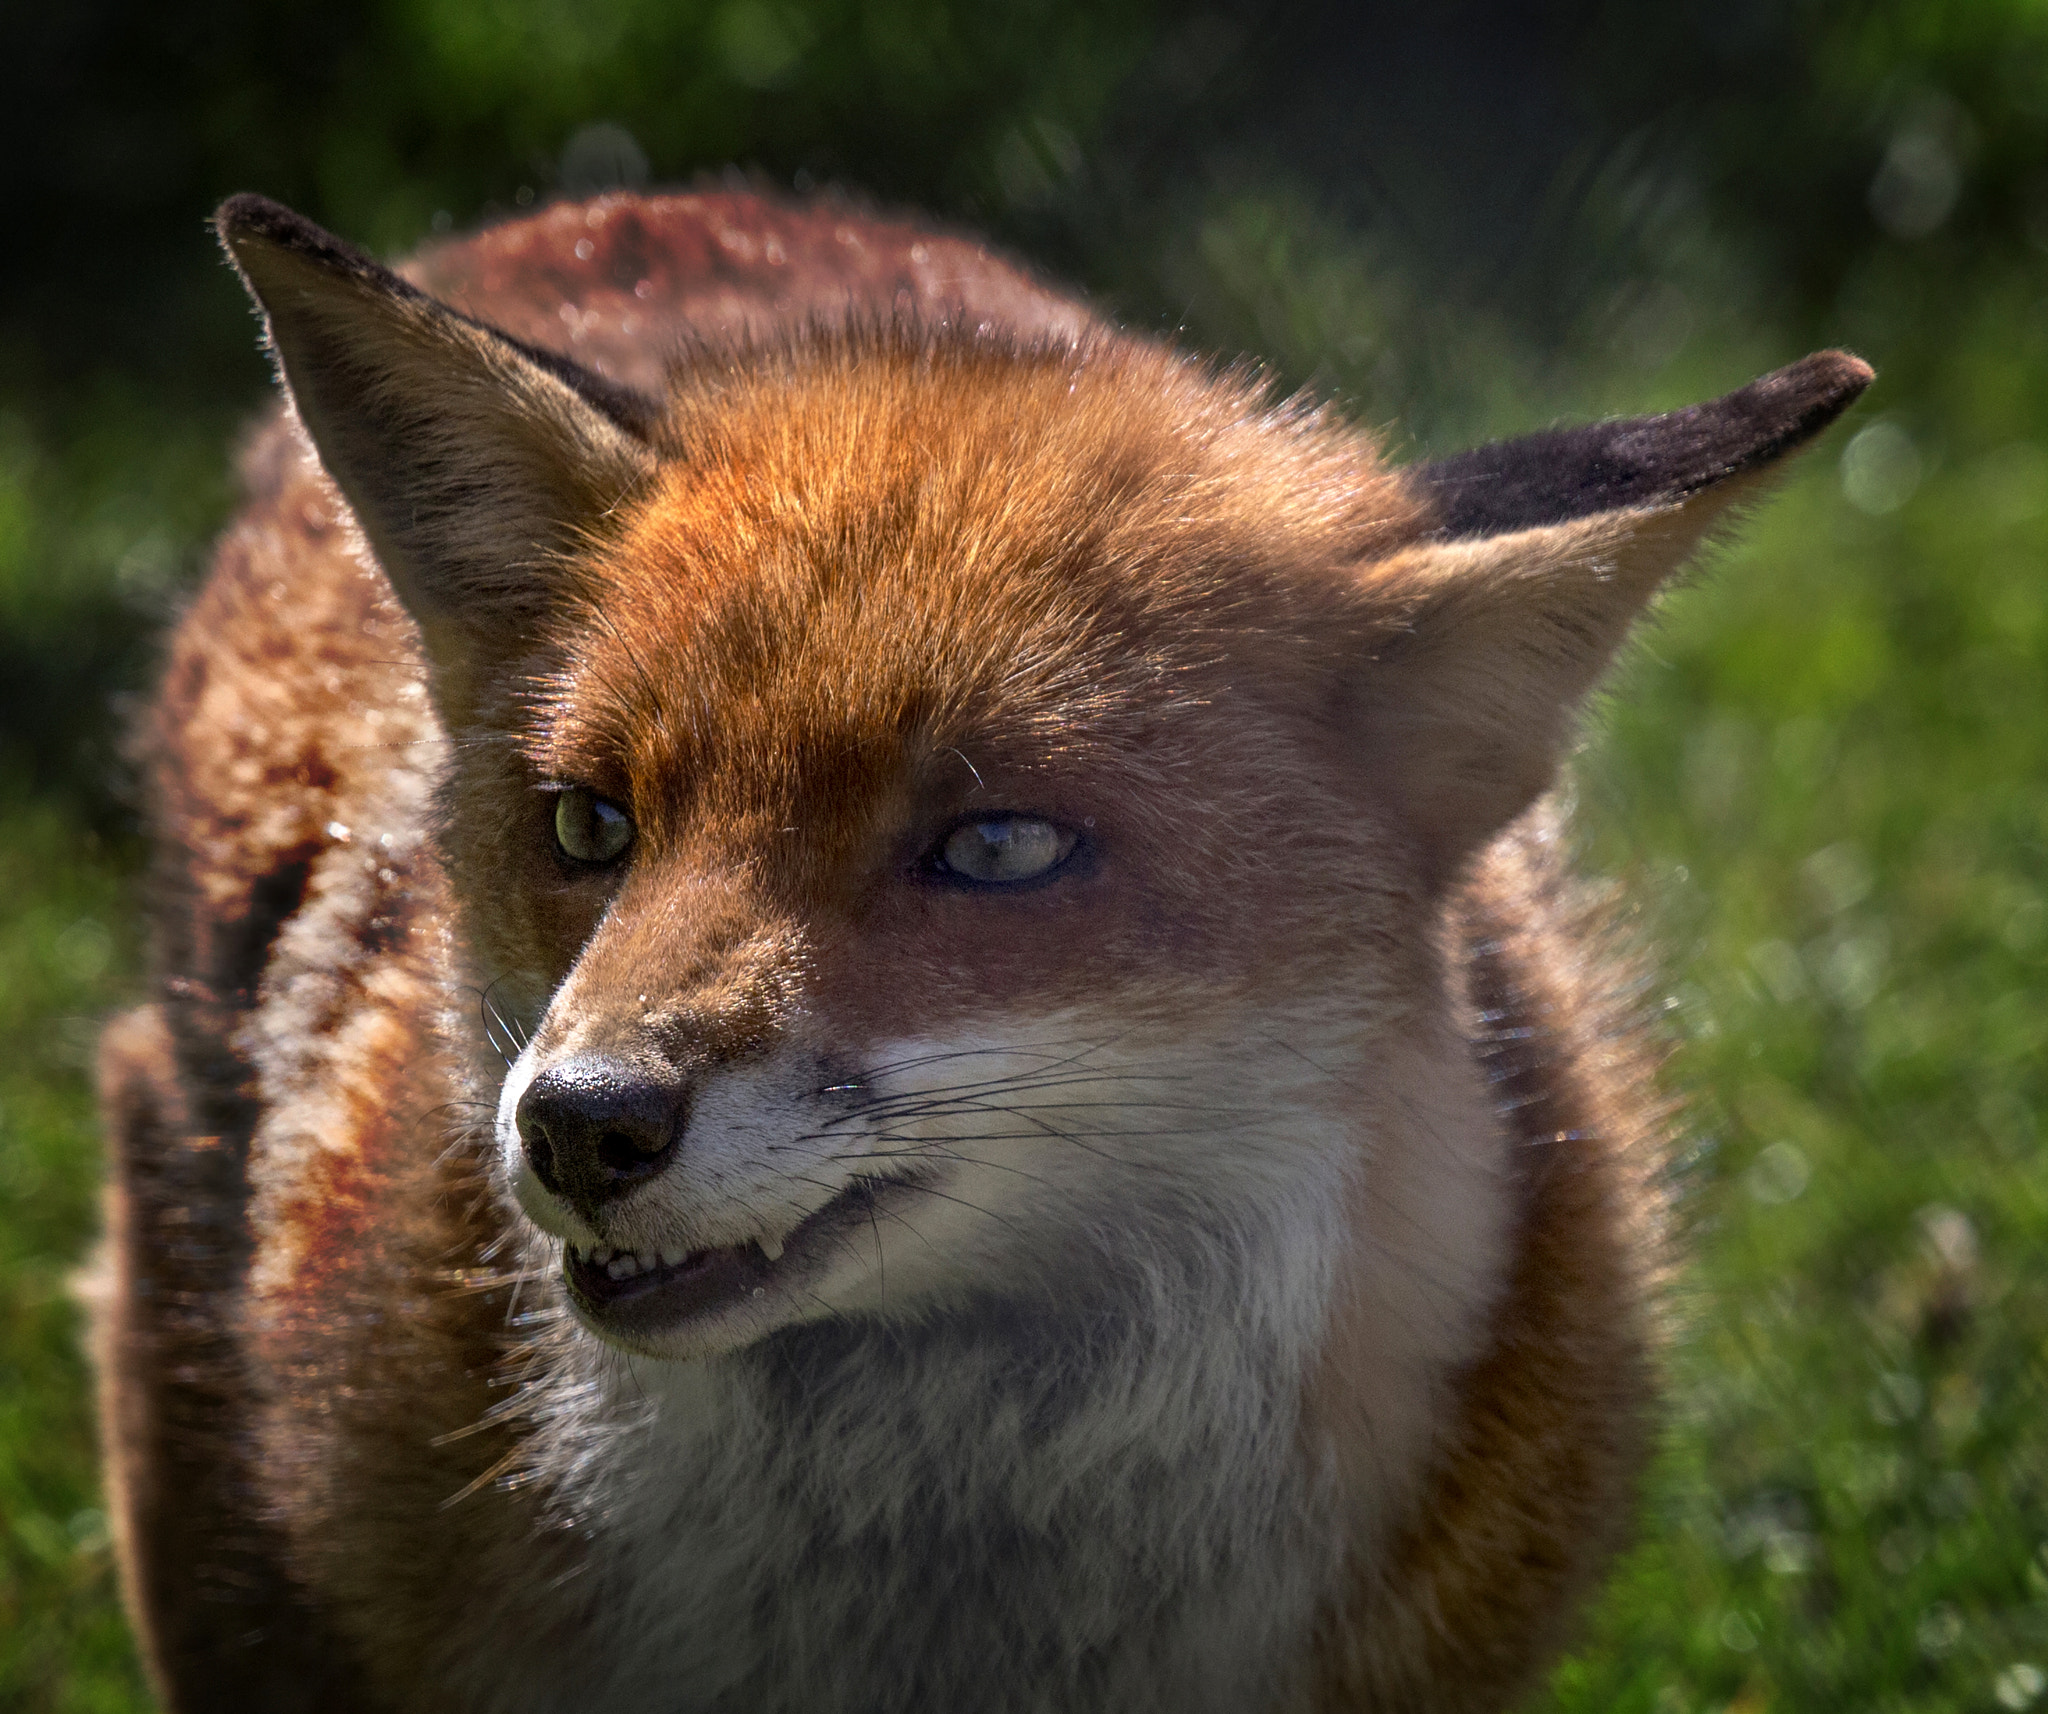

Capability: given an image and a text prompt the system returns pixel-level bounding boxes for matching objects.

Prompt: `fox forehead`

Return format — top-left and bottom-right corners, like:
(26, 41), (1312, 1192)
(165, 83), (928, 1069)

(526, 328), (1428, 830)
(491, 332), (1443, 1036)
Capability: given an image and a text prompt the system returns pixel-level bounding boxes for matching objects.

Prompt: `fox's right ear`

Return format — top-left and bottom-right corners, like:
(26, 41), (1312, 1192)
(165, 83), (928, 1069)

(216, 195), (659, 722)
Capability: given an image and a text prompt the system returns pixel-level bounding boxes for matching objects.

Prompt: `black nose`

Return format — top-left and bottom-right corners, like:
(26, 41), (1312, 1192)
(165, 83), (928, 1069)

(516, 1056), (688, 1213)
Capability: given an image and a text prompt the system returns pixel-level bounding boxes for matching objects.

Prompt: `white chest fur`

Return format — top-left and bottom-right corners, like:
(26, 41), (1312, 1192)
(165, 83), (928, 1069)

(555, 1300), (1330, 1713)
(452, 1014), (1512, 1714)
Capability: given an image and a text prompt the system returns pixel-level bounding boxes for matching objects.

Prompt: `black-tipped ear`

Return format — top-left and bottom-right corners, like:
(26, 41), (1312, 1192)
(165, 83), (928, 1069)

(1414, 351), (1872, 540)
(1358, 352), (1872, 879)
(215, 194), (661, 722)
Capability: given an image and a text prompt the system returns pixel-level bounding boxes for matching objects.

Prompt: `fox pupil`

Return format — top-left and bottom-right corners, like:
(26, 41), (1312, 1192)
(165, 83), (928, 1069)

(554, 788), (634, 864)
(940, 815), (1072, 884)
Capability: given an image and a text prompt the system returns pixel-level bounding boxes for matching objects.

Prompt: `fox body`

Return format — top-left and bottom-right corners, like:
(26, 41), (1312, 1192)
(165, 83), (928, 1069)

(94, 189), (1869, 1713)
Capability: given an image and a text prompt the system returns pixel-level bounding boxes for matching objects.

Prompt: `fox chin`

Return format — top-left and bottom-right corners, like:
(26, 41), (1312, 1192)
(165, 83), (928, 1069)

(92, 183), (1869, 1714)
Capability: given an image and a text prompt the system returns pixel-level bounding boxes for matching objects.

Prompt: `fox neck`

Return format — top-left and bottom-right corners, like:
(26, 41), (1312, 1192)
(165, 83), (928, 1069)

(478, 983), (1513, 1712)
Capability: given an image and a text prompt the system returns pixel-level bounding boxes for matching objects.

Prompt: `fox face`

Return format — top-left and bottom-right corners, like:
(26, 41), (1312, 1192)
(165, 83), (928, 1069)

(174, 192), (1871, 1711)
(471, 337), (1456, 1359)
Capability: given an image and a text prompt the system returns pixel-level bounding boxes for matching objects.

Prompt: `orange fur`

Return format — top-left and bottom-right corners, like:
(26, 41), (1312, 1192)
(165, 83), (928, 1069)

(97, 188), (1868, 1712)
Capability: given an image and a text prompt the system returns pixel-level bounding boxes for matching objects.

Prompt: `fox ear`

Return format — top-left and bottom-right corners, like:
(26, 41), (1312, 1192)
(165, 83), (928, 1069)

(215, 194), (660, 721)
(1359, 351), (1873, 879)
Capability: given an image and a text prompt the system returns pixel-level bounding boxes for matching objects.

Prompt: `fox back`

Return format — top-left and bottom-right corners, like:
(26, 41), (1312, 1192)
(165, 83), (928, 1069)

(94, 188), (1869, 1713)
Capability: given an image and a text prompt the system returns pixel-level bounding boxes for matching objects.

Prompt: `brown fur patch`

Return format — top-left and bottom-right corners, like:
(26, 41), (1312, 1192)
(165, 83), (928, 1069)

(404, 187), (1097, 394)
(94, 1003), (374, 1711)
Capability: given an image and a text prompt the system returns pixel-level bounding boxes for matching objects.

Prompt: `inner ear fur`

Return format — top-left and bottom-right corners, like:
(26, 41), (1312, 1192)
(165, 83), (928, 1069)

(1358, 352), (1873, 880)
(215, 194), (660, 722)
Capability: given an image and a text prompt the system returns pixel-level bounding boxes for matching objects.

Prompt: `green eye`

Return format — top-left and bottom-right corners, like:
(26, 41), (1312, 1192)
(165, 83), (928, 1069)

(938, 816), (1076, 885)
(553, 788), (634, 864)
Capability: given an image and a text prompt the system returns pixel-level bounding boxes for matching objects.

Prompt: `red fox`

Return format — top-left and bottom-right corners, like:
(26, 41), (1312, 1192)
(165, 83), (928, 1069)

(93, 187), (1869, 1713)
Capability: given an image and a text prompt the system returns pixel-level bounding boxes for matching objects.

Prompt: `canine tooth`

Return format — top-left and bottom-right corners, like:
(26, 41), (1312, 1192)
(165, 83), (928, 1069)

(760, 1235), (785, 1262)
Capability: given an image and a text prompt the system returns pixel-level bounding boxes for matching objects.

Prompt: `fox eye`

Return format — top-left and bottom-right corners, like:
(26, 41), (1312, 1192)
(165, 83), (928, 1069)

(937, 816), (1076, 885)
(553, 788), (634, 865)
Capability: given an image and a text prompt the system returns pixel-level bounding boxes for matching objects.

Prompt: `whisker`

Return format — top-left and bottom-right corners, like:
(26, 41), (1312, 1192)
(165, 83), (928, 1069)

(480, 974), (533, 1052)
(816, 1147), (1061, 1190)
(889, 1180), (1025, 1233)
(841, 1059), (1210, 1100)
(816, 1072), (1215, 1131)
(839, 1035), (1123, 1083)
(866, 1199), (942, 1256)
(438, 1447), (522, 1510)
(846, 1095), (1275, 1126)
(801, 1288), (851, 1324)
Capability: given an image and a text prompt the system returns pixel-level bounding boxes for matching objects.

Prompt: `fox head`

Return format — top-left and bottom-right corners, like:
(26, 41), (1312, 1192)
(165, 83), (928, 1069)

(219, 195), (1868, 1362)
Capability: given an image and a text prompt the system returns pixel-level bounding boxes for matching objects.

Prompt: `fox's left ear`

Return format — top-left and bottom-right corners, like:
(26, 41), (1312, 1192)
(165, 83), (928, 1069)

(216, 195), (660, 724)
(1354, 351), (1873, 880)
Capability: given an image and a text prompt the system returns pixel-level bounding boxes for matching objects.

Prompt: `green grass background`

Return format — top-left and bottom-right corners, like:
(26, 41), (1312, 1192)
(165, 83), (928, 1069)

(5, 4), (2048, 1709)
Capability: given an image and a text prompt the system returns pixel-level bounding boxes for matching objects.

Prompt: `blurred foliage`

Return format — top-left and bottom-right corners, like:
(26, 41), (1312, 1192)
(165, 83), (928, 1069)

(3, 1), (2048, 1709)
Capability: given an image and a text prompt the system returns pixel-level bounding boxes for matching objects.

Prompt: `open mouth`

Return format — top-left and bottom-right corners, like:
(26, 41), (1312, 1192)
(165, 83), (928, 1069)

(562, 1174), (915, 1339)
(566, 1236), (772, 1323)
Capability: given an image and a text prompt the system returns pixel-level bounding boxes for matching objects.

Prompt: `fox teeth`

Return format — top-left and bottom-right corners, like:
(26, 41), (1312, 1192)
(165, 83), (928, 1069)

(760, 1234), (785, 1263)
(658, 1245), (688, 1267)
